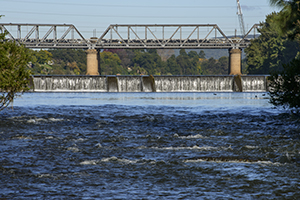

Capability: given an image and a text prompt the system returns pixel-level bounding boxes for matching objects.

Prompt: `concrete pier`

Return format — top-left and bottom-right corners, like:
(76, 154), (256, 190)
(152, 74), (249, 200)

(86, 49), (99, 75)
(229, 48), (242, 75)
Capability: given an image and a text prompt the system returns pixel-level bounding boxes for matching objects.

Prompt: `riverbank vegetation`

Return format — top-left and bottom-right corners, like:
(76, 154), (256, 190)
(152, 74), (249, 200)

(266, 0), (300, 112)
(244, 12), (299, 74)
(0, 16), (32, 111)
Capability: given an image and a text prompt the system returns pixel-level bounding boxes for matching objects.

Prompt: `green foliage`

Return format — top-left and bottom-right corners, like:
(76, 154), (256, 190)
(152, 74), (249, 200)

(268, 58), (300, 111)
(112, 49), (134, 67)
(267, 1), (300, 112)
(49, 49), (87, 75)
(31, 50), (52, 64)
(100, 51), (125, 75)
(31, 48), (229, 76)
(0, 30), (32, 111)
(111, 49), (225, 75)
(269, 0), (300, 40)
(245, 12), (299, 74)
(199, 50), (206, 59)
(166, 55), (181, 75)
(29, 49), (87, 75)
(131, 49), (166, 75)
(201, 56), (228, 75)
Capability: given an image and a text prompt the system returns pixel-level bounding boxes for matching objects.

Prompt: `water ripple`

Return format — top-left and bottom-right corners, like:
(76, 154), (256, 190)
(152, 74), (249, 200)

(0, 93), (299, 199)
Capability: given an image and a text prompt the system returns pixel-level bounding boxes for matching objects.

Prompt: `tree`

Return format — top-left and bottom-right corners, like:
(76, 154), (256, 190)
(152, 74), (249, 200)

(245, 12), (299, 74)
(167, 55), (181, 75)
(269, 0), (300, 40)
(132, 49), (164, 75)
(188, 50), (198, 59)
(104, 49), (135, 68)
(176, 49), (192, 74)
(99, 51), (124, 75)
(49, 49), (86, 75)
(267, 0), (300, 112)
(200, 56), (228, 75)
(199, 50), (206, 59)
(268, 59), (300, 112)
(0, 28), (32, 111)
(218, 56), (229, 74)
(29, 49), (54, 75)
(32, 50), (52, 64)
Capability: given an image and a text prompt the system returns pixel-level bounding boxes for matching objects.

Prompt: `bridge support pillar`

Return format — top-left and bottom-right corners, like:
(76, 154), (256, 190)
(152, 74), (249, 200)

(228, 48), (242, 75)
(86, 49), (99, 75)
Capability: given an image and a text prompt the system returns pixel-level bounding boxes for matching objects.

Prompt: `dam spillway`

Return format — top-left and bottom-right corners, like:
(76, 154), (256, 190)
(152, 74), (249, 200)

(32, 75), (268, 92)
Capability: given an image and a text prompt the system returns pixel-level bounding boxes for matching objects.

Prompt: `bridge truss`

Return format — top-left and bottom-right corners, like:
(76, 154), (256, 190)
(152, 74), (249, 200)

(0, 23), (260, 49)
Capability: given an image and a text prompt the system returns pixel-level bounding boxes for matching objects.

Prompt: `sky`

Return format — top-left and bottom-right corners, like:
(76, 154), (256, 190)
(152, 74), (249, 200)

(0, 0), (279, 39)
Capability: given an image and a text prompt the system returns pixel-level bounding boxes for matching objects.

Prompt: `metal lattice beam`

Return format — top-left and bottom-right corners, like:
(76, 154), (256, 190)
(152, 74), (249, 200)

(242, 24), (261, 41)
(0, 23), (259, 49)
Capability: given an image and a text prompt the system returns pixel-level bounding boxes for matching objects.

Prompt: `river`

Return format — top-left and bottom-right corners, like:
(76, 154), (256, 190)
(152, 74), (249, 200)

(0, 92), (299, 199)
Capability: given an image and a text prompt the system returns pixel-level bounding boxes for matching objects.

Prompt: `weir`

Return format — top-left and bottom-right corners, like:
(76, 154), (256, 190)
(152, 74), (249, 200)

(32, 75), (268, 92)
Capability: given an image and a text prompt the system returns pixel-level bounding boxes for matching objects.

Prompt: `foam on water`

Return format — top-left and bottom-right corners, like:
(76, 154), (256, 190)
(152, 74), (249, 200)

(175, 134), (207, 139)
(80, 157), (139, 165)
(151, 145), (231, 151)
(67, 147), (80, 152)
(184, 158), (280, 165)
(80, 160), (98, 165)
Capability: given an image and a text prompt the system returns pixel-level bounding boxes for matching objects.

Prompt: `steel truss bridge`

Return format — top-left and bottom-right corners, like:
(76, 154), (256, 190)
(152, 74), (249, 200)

(0, 23), (260, 49)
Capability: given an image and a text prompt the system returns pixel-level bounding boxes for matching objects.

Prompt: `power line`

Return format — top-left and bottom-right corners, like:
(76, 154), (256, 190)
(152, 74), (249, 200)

(1, 0), (270, 9)
(1, 10), (266, 19)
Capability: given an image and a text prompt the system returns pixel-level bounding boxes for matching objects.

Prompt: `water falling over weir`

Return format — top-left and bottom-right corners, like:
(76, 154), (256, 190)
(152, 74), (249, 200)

(32, 75), (268, 92)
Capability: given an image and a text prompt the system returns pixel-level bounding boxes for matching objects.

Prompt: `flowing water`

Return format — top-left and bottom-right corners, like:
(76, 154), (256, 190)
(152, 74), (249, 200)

(0, 92), (299, 199)
(32, 75), (267, 92)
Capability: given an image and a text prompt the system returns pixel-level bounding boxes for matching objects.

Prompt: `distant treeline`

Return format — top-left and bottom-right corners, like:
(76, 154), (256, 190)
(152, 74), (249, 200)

(28, 49), (229, 75)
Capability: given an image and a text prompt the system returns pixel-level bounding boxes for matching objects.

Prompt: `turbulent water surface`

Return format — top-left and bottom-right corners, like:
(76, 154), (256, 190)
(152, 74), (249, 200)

(1, 92), (300, 199)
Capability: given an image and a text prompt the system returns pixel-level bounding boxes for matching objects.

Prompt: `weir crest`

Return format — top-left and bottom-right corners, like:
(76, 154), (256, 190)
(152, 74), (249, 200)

(32, 75), (268, 92)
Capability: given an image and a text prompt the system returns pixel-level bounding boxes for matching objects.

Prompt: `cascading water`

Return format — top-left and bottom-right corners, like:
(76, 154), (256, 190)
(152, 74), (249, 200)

(154, 76), (233, 92)
(242, 76), (267, 92)
(32, 75), (269, 92)
(118, 76), (142, 92)
(33, 76), (107, 92)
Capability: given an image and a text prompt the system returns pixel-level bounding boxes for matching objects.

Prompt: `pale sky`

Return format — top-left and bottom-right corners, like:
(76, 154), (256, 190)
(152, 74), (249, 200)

(1, 0), (279, 38)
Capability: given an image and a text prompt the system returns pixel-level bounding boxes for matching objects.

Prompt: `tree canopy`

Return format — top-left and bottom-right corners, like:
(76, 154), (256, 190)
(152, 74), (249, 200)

(267, 0), (300, 112)
(245, 12), (299, 74)
(269, 0), (300, 40)
(25, 49), (89, 75)
(0, 27), (32, 111)
(30, 48), (227, 76)
(269, 59), (300, 111)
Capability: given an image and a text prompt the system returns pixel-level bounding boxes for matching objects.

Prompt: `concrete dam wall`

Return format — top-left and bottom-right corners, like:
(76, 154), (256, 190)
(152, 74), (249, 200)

(32, 75), (269, 92)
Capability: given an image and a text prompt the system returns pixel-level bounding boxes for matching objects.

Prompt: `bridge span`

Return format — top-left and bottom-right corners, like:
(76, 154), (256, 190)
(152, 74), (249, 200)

(0, 23), (260, 75)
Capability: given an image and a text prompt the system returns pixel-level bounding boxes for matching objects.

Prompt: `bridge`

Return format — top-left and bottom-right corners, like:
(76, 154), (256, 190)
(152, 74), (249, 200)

(0, 23), (260, 75)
